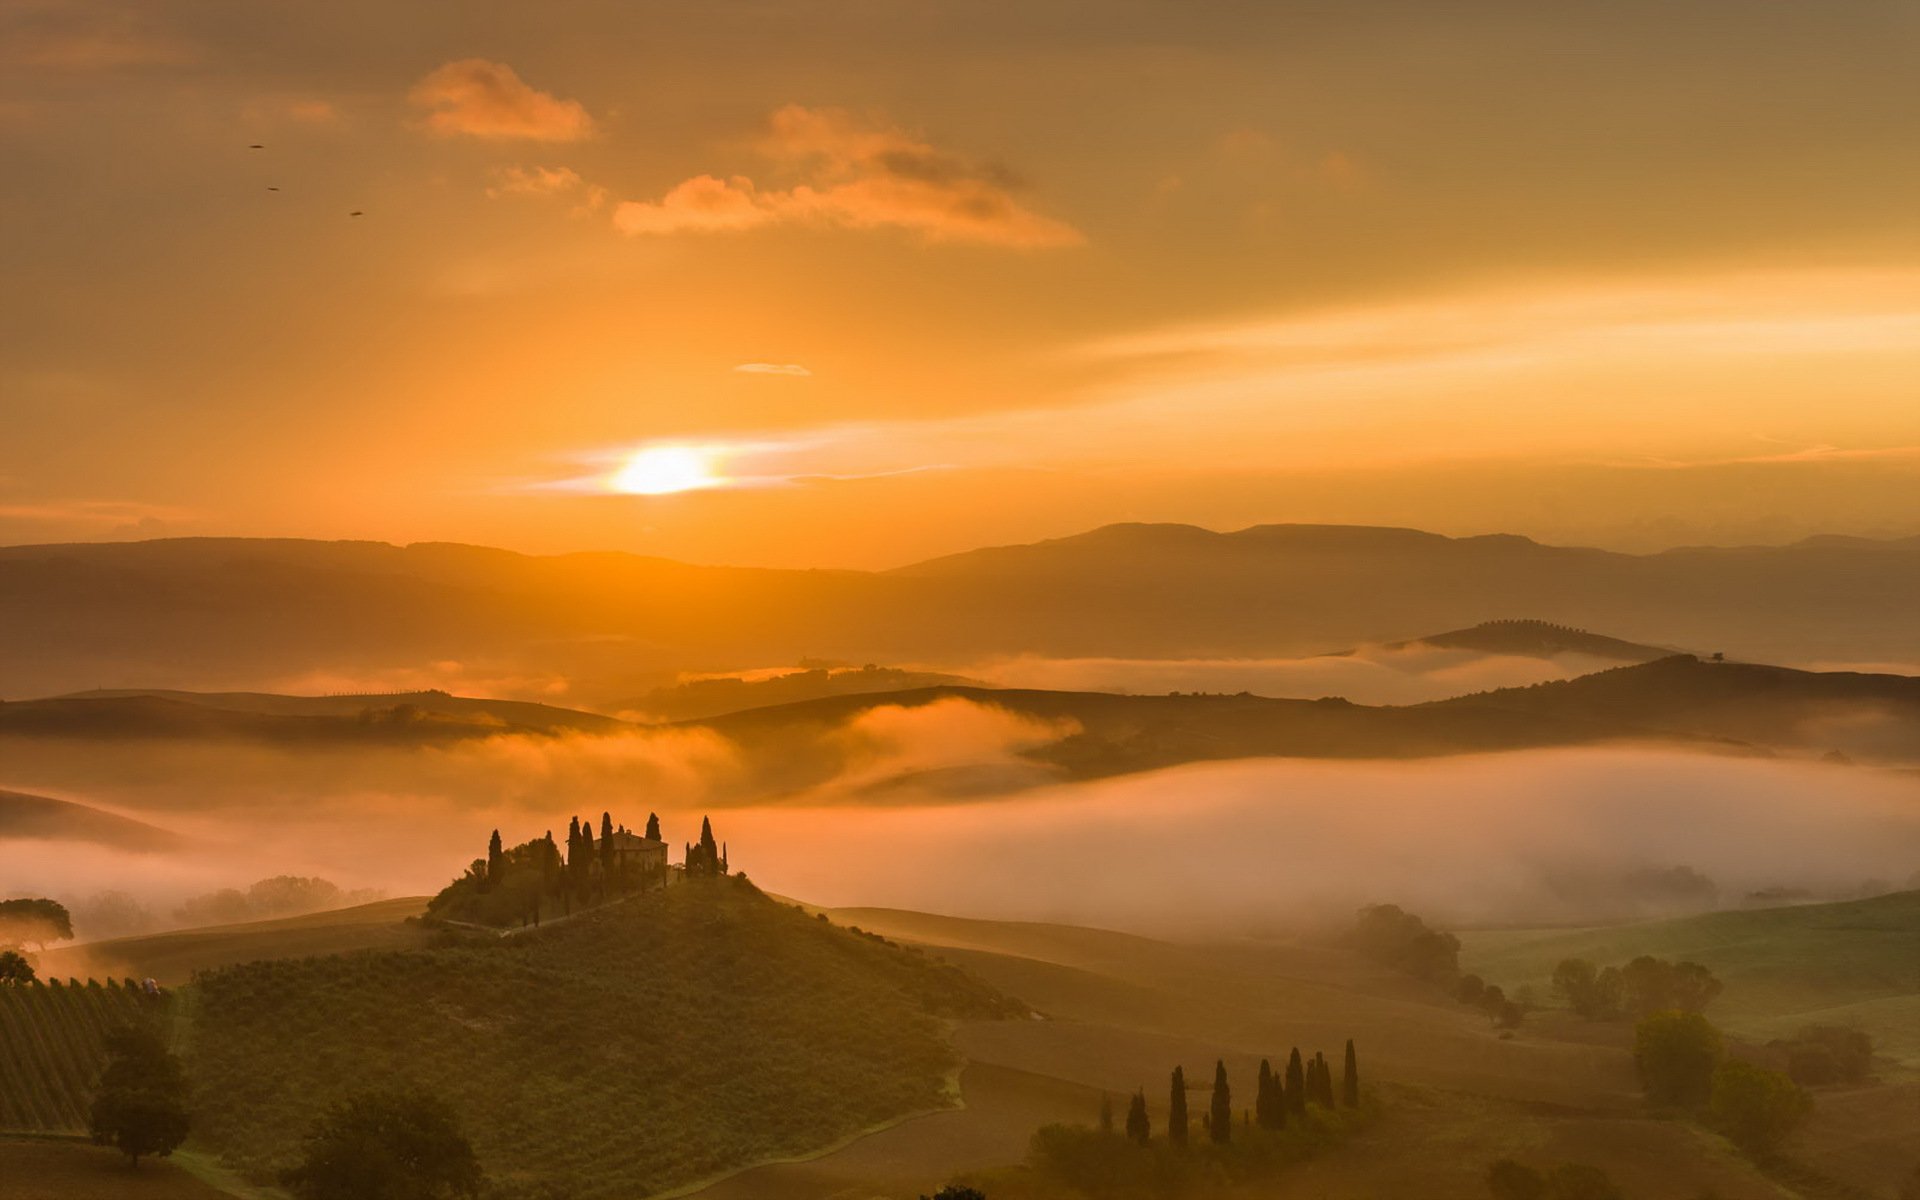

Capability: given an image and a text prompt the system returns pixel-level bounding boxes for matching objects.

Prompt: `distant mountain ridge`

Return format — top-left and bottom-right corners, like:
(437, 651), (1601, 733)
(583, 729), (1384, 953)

(2, 524), (1918, 699)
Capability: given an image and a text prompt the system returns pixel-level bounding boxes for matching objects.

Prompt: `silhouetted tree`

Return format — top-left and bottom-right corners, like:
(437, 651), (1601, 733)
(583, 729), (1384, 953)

(1125, 1089), (1150, 1145)
(1255, 1058), (1283, 1130)
(645, 811), (661, 841)
(88, 1024), (190, 1167)
(1553, 958), (1624, 1020)
(1098, 1091), (1114, 1134)
(282, 1089), (482, 1200)
(919, 1188), (986, 1200)
(485, 830), (503, 887)
(1285, 1048), (1306, 1117)
(1343, 1039), (1360, 1107)
(0, 949), (33, 984)
(1168, 1066), (1188, 1149)
(599, 812), (615, 882)
(1206, 1060), (1232, 1143)
(0, 897), (73, 950)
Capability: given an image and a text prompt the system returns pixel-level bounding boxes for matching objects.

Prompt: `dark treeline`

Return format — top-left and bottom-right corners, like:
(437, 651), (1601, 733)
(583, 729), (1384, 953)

(1124, 1042), (1361, 1149)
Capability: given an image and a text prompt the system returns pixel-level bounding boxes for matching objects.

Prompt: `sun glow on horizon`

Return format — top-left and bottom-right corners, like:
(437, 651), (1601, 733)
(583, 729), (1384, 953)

(610, 445), (725, 495)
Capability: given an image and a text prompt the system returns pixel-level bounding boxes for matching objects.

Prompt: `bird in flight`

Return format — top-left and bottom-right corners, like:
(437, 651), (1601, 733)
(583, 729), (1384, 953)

(266, 186), (280, 192)
(248, 144), (264, 149)
(349, 210), (364, 217)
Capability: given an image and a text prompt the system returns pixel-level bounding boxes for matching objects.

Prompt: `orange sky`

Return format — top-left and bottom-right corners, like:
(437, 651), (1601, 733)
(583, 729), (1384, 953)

(3, 0), (1918, 567)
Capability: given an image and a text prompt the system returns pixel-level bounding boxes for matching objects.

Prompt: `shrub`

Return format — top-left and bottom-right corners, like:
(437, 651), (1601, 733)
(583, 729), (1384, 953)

(1709, 1060), (1812, 1156)
(1634, 1011), (1722, 1108)
(1774, 1024), (1872, 1086)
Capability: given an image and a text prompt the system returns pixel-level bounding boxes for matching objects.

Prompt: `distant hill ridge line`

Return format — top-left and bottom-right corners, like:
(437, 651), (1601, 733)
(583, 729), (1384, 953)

(6, 520), (1920, 568)
(4, 522), (1919, 698)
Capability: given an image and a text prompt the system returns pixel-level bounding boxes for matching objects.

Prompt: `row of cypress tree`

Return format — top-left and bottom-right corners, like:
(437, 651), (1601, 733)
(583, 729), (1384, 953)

(1113, 1040), (1361, 1148)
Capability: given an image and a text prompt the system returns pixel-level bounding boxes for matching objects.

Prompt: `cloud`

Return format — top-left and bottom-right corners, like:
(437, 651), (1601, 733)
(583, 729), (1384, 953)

(733, 363), (812, 377)
(409, 59), (594, 141)
(487, 165), (606, 214)
(612, 105), (1082, 248)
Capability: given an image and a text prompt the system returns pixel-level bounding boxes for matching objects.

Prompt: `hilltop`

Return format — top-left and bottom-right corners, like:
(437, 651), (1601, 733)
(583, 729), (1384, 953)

(4, 524), (1920, 699)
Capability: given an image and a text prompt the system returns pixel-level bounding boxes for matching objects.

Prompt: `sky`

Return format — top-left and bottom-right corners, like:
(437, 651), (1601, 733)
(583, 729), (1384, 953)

(3, 0), (1918, 568)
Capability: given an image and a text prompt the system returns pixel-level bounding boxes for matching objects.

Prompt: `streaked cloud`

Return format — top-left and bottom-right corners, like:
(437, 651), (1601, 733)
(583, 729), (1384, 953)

(612, 105), (1082, 247)
(733, 363), (811, 377)
(409, 59), (593, 141)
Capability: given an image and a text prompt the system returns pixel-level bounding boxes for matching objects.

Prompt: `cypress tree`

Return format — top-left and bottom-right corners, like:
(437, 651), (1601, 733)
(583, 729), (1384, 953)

(486, 830), (503, 885)
(1168, 1066), (1188, 1149)
(645, 812), (661, 841)
(1125, 1089), (1150, 1145)
(1098, 1092), (1114, 1135)
(1342, 1039), (1360, 1107)
(1315, 1052), (1334, 1107)
(1208, 1060), (1232, 1144)
(1256, 1058), (1284, 1130)
(599, 811), (615, 882)
(1285, 1048), (1306, 1118)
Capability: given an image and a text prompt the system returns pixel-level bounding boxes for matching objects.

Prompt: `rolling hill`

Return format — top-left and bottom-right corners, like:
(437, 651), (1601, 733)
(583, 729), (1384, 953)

(4, 524), (1920, 700)
(0, 789), (182, 852)
(1369, 619), (1676, 662)
(185, 878), (1019, 1199)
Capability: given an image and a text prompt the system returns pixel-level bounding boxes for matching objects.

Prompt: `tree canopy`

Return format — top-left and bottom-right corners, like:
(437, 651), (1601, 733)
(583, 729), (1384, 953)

(281, 1089), (483, 1200)
(88, 1023), (191, 1166)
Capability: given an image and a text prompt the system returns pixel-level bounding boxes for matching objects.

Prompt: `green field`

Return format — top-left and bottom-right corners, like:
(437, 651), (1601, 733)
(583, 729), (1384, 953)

(0, 980), (169, 1131)
(1459, 890), (1920, 1064)
(185, 878), (1017, 1199)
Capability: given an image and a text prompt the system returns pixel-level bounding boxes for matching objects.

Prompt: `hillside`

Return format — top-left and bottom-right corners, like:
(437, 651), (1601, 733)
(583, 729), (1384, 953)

(187, 878), (1019, 1199)
(614, 664), (983, 722)
(0, 980), (169, 1131)
(0, 789), (182, 852)
(1429, 655), (1920, 762)
(4, 525), (1920, 699)
(36, 897), (433, 986)
(54, 688), (625, 734)
(1460, 889), (1920, 1064)
(1375, 619), (1674, 662)
(0, 692), (621, 743)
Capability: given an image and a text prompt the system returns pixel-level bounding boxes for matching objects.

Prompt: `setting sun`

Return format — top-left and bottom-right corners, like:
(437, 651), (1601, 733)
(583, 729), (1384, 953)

(610, 445), (723, 495)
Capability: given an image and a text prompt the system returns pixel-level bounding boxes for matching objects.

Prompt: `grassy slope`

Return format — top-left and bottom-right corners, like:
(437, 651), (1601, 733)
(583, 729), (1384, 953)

(801, 909), (1796, 1200)
(37, 898), (433, 987)
(1461, 892), (1920, 1198)
(187, 879), (1016, 1200)
(1458, 890), (1920, 1061)
(0, 1138), (237, 1200)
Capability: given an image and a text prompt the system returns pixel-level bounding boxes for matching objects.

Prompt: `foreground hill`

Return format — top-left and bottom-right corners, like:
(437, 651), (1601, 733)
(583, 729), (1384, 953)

(188, 878), (1019, 1199)
(4, 524), (1919, 698)
(0, 788), (181, 852)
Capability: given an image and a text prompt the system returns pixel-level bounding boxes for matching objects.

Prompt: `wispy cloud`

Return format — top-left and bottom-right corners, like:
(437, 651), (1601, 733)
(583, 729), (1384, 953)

(612, 105), (1082, 248)
(487, 165), (606, 214)
(733, 363), (811, 377)
(409, 59), (594, 141)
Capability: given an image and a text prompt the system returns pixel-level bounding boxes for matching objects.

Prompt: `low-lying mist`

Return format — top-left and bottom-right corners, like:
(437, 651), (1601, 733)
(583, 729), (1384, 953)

(6, 694), (1919, 940)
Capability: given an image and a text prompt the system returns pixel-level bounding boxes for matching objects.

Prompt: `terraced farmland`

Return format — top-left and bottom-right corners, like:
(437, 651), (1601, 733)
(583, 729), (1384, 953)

(0, 979), (169, 1131)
